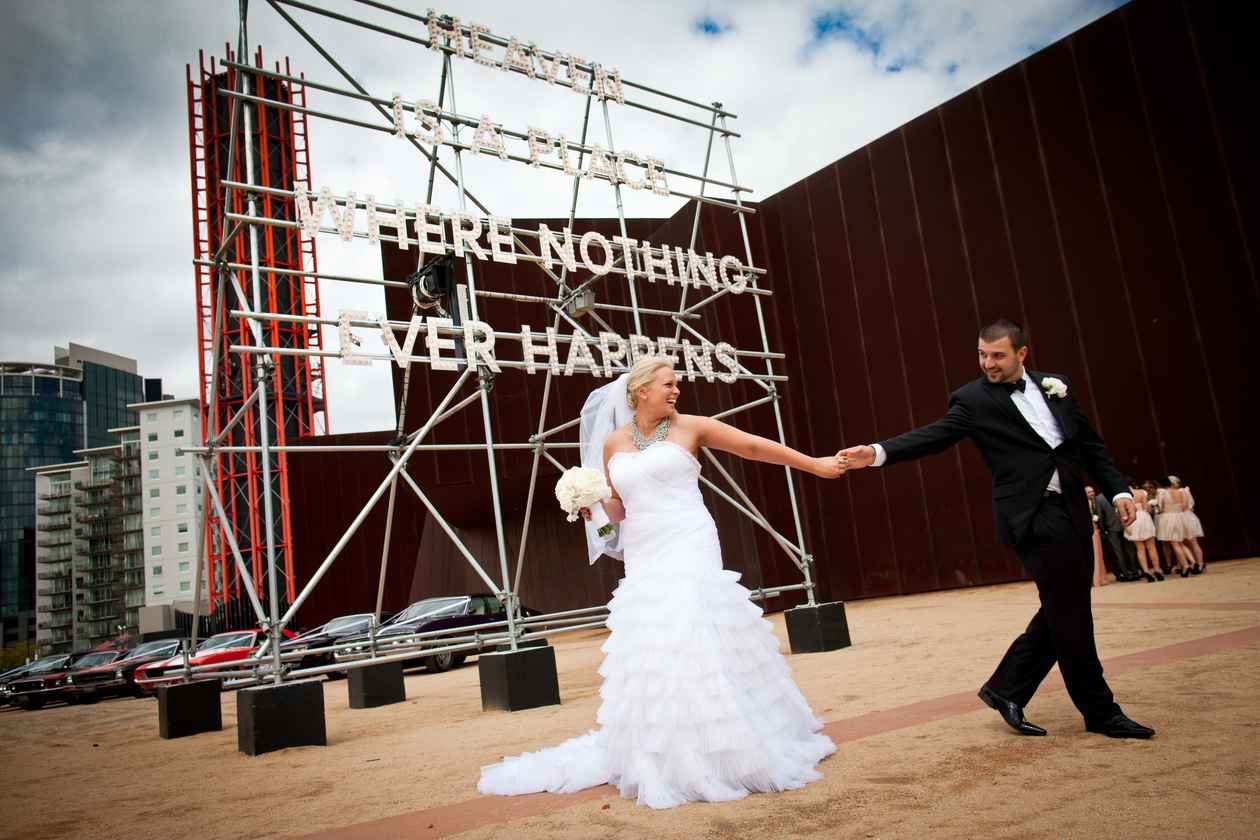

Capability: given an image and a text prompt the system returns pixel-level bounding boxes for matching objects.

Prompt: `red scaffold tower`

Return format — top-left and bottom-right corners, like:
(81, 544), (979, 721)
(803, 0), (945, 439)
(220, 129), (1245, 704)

(186, 47), (328, 630)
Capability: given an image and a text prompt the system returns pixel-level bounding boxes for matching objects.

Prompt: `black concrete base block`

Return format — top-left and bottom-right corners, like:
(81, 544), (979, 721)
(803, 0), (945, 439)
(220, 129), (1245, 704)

(236, 678), (326, 756)
(785, 601), (852, 654)
(158, 679), (222, 739)
(493, 636), (548, 652)
(347, 661), (406, 709)
(478, 645), (560, 712)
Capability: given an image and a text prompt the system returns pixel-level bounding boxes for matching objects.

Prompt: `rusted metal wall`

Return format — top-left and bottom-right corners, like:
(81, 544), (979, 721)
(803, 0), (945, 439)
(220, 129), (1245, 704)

(287, 0), (1256, 627)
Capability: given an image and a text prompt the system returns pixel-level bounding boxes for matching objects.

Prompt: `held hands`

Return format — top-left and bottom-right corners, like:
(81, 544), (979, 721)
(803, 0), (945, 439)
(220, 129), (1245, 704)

(836, 445), (876, 470)
(811, 455), (848, 479)
(1115, 496), (1136, 527)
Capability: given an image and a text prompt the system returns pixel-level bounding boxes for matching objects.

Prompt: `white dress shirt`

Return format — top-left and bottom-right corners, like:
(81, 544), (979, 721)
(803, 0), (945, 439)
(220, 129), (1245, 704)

(869, 368), (1132, 503)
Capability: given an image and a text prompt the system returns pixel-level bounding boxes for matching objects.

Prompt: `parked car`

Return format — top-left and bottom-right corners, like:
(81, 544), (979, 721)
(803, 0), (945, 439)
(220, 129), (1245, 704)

(8, 652), (99, 710)
(0, 661), (40, 707)
(134, 628), (295, 694)
(336, 594), (538, 673)
(66, 639), (186, 702)
(279, 613), (373, 674)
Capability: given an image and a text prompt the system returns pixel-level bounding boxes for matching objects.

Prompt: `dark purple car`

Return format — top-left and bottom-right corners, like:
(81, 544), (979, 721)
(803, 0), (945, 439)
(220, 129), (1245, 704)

(334, 594), (538, 673)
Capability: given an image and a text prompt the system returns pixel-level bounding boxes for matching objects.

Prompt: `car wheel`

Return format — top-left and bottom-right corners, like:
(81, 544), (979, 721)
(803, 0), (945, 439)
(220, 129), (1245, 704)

(65, 694), (82, 705)
(79, 692), (101, 705)
(425, 651), (454, 673)
(22, 698), (45, 710)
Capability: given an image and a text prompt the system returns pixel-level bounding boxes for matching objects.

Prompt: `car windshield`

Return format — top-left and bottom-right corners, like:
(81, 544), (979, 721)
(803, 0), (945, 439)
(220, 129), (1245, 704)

(388, 597), (467, 624)
(195, 632), (255, 652)
(74, 652), (119, 668)
(124, 641), (179, 660)
(25, 656), (71, 674)
(322, 615), (371, 635)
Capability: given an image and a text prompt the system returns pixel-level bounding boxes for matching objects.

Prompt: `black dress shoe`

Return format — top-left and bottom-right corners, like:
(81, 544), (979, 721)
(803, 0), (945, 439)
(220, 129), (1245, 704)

(978, 684), (1047, 736)
(1154, 571), (1165, 581)
(1142, 572), (1155, 582)
(1086, 711), (1155, 739)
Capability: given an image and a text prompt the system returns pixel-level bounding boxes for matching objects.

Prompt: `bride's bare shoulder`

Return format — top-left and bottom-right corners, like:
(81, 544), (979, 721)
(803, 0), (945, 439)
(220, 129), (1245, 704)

(604, 427), (632, 453)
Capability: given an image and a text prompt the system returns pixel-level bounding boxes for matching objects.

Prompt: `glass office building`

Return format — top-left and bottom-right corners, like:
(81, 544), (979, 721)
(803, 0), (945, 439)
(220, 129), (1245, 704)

(1, 345), (155, 649)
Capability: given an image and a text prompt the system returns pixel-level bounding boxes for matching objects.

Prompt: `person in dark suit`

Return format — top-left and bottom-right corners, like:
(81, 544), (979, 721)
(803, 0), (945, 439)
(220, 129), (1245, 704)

(1086, 485), (1140, 581)
(838, 319), (1154, 739)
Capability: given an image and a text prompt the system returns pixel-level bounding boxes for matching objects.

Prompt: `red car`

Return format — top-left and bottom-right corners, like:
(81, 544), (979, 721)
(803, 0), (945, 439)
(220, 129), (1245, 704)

(66, 639), (186, 702)
(134, 628), (295, 694)
(9, 651), (121, 710)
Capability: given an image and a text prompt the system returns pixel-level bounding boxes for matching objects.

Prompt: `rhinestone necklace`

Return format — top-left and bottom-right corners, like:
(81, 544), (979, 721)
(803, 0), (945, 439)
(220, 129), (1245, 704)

(631, 416), (671, 451)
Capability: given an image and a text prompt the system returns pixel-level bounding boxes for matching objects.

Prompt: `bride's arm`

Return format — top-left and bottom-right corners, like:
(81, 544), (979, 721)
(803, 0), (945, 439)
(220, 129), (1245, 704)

(595, 439), (627, 523)
(692, 416), (844, 478)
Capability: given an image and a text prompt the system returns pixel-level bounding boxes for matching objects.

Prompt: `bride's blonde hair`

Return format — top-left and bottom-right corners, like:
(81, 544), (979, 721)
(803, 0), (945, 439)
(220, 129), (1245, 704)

(625, 355), (674, 409)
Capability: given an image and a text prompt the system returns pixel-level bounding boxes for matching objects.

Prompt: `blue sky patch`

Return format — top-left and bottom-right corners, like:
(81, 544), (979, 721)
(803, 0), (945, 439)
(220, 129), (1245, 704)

(694, 16), (731, 37)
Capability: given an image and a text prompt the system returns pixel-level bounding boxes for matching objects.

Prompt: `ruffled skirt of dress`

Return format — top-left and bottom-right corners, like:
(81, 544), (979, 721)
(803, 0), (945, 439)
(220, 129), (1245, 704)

(477, 519), (835, 809)
(1124, 509), (1156, 541)
(1156, 511), (1190, 541)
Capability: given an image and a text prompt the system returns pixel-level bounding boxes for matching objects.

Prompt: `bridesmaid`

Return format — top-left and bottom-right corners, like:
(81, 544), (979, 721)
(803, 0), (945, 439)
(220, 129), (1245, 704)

(1090, 488), (1108, 588)
(1124, 479), (1162, 581)
(1143, 479), (1172, 574)
(1156, 478), (1196, 577)
(1171, 475), (1206, 574)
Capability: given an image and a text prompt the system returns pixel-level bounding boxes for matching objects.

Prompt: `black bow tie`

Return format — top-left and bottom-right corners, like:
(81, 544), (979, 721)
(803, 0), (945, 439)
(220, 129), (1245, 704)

(989, 378), (1026, 394)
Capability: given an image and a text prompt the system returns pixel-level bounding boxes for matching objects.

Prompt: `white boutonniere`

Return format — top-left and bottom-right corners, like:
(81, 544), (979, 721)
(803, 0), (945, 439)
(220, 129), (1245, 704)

(1041, 377), (1068, 399)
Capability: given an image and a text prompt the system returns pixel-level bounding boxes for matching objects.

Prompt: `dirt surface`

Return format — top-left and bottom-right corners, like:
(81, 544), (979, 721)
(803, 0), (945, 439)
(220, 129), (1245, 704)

(2, 559), (1257, 840)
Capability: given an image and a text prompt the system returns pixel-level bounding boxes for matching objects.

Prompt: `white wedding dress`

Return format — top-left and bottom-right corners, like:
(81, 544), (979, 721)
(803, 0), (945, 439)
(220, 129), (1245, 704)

(478, 439), (835, 809)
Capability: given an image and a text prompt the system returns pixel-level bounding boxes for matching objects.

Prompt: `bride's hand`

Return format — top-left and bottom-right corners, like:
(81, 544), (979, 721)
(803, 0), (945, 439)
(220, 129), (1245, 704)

(579, 507), (592, 521)
(811, 455), (847, 479)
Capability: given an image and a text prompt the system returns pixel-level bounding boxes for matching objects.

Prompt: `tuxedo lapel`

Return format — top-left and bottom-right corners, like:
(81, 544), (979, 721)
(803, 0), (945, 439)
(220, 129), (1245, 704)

(982, 381), (1047, 447)
(1030, 371), (1075, 441)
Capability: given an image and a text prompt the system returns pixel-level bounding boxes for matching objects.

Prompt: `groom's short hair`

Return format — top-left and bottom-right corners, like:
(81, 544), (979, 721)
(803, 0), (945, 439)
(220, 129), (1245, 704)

(979, 318), (1028, 350)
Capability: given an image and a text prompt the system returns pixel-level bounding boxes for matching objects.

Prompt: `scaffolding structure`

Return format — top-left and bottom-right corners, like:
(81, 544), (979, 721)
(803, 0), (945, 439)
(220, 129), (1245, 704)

(182, 0), (819, 688)
(187, 45), (328, 631)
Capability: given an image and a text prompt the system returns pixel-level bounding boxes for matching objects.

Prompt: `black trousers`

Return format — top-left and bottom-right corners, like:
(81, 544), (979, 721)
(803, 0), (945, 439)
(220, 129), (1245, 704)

(1102, 528), (1140, 576)
(987, 493), (1120, 724)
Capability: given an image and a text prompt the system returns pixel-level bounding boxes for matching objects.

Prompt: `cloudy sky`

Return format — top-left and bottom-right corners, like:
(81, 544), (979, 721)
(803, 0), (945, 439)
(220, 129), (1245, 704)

(0, 0), (1125, 433)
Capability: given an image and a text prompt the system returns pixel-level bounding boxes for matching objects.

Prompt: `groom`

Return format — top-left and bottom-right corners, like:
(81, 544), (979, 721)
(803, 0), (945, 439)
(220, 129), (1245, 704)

(839, 319), (1154, 739)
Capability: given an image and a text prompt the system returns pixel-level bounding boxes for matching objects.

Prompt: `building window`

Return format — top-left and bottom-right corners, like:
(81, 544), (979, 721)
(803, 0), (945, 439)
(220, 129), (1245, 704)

(175, 465), (186, 477)
(150, 526), (161, 537)
(152, 585), (164, 596)
(149, 488), (160, 498)
(149, 507), (160, 518)
(151, 545), (162, 557)
(176, 503), (188, 514)
(177, 542), (188, 553)
(148, 469), (159, 480)
(148, 450), (158, 461)
(173, 409), (184, 419)
(152, 565), (163, 575)
(179, 561), (191, 573)
(146, 412), (158, 422)
(177, 522), (189, 534)
(147, 432), (158, 442)
(173, 428), (185, 438)
(179, 581), (191, 592)
(176, 485), (187, 496)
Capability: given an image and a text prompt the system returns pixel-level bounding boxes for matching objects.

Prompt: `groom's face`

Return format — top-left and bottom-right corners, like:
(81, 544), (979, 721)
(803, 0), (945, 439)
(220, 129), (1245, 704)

(977, 336), (1027, 384)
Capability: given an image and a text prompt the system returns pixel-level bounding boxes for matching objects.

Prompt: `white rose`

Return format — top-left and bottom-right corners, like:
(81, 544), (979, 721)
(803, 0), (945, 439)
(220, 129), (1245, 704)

(1041, 377), (1068, 399)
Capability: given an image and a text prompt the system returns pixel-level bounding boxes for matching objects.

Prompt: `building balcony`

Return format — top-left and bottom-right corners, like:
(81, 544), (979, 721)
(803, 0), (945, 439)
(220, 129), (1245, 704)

(37, 551), (72, 564)
(36, 535), (72, 549)
(36, 568), (71, 581)
(38, 487), (73, 501)
(84, 576), (116, 589)
(40, 519), (74, 532)
(36, 503), (71, 516)
(37, 616), (73, 631)
(85, 591), (119, 606)
(36, 586), (72, 597)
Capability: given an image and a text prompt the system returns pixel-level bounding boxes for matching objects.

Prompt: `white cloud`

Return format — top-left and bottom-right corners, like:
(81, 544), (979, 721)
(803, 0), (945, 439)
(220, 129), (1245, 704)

(0, 0), (1125, 433)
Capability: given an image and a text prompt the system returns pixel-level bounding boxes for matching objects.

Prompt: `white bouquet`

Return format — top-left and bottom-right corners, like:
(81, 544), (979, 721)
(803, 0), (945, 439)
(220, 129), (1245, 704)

(555, 466), (614, 537)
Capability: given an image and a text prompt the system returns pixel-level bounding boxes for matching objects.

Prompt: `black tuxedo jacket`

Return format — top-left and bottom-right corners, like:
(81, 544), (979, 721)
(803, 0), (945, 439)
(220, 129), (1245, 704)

(879, 371), (1128, 548)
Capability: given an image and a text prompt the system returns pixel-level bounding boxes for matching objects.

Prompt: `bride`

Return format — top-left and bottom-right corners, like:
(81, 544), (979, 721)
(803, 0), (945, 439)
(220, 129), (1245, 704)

(478, 355), (845, 809)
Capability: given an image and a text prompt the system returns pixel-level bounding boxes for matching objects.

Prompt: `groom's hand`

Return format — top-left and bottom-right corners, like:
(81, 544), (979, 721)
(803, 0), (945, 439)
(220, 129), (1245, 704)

(837, 445), (876, 470)
(1114, 497), (1136, 527)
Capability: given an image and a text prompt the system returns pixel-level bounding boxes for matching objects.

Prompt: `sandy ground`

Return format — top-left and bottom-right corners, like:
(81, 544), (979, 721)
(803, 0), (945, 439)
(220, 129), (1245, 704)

(1, 558), (1257, 840)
